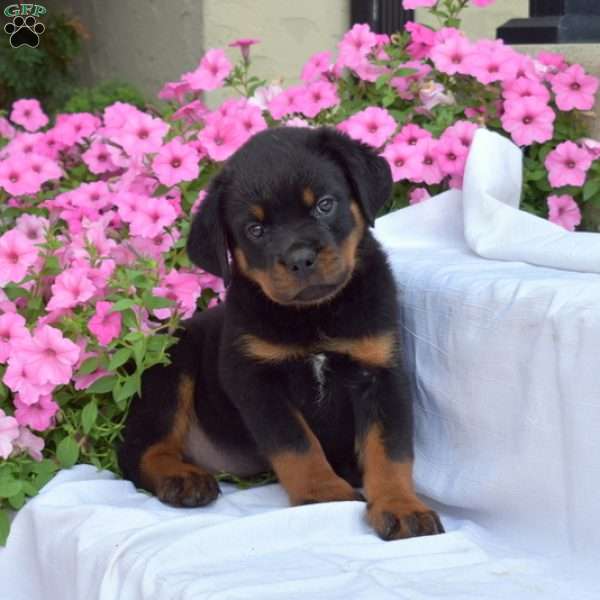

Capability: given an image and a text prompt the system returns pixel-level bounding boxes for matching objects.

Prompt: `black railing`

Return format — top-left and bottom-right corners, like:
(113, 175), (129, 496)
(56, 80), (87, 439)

(350, 0), (414, 35)
(498, 0), (600, 43)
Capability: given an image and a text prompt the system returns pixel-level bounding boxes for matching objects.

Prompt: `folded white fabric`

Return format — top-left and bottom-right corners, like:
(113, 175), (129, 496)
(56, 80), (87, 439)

(0, 466), (597, 600)
(463, 129), (600, 273)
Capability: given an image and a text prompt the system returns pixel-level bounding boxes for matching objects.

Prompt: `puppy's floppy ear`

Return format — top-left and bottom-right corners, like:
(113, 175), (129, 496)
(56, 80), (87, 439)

(313, 127), (392, 226)
(186, 171), (231, 286)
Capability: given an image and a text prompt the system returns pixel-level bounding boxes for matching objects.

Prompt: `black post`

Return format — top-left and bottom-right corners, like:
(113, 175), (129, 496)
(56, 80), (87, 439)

(498, 0), (600, 43)
(350, 0), (414, 35)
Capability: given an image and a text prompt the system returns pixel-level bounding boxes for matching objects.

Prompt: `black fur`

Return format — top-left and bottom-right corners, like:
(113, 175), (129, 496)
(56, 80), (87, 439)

(120, 127), (414, 500)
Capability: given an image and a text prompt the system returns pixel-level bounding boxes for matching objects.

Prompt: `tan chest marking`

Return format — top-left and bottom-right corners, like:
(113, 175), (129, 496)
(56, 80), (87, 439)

(238, 331), (396, 368)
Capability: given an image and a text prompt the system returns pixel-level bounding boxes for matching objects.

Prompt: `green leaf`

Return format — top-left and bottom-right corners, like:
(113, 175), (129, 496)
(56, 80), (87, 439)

(77, 356), (99, 376)
(3, 285), (28, 301)
(0, 509), (9, 546)
(108, 347), (132, 371)
(143, 295), (173, 310)
(56, 437), (80, 468)
(111, 298), (137, 312)
(87, 374), (118, 394)
(583, 178), (600, 202)
(7, 490), (25, 510)
(81, 400), (98, 434)
(0, 478), (22, 499)
(152, 183), (171, 197)
(113, 376), (139, 405)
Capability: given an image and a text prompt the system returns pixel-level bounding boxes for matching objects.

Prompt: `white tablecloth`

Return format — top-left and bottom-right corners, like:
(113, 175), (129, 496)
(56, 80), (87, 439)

(2, 131), (600, 599)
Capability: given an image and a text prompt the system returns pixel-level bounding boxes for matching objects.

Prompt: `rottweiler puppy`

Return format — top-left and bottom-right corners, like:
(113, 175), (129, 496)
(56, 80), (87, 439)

(118, 126), (444, 540)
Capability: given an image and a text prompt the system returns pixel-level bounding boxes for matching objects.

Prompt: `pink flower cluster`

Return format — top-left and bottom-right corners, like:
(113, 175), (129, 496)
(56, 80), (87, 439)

(1, 13), (599, 468)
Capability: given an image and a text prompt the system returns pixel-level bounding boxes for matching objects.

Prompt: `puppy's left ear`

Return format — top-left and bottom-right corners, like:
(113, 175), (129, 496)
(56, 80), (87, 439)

(313, 127), (392, 226)
(186, 170), (232, 286)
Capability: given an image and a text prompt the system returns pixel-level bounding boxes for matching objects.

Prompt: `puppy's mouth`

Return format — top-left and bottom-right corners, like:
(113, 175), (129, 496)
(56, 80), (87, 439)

(293, 283), (340, 302)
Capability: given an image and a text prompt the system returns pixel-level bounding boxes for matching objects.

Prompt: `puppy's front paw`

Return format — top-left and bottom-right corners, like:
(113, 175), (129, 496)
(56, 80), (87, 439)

(367, 497), (444, 540)
(157, 470), (220, 507)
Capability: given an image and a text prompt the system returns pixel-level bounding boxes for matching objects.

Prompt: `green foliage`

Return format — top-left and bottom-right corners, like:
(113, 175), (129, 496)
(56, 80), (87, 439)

(0, 13), (84, 114)
(62, 80), (148, 114)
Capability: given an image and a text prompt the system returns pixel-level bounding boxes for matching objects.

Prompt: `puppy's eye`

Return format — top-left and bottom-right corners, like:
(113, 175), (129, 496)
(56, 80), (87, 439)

(246, 223), (264, 239)
(315, 196), (335, 216)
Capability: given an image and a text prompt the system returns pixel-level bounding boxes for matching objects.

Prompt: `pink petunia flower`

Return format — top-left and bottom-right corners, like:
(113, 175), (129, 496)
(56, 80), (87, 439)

(184, 49), (233, 91)
(10, 99), (49, 132)
(249, 84), (283, 111)
(46, 268), (97, 311)
(430, 35), (472, 75)
(411, 138), (444, 185)
(579, 138), (600, 159)
(88, 302), (122, 346)
(545, 141), (593, 187)
(298, 81), (340, 118)
(158, 79), (192, 103)
(3, 355), (54, 406)
(54, 112), (101, 146)
(18, 325), (80, 386)
(229, 38), (259, 65)
(236, 104), (268, 139)
(197, 117), (245, 162)
(464, 42), (520, 84)
(552, 64), (599, 111)
(301, 51), (332, 82)
(13, 426), (44, 461)
(0, 155), (42, 195)
(15, 214), (48, 244)
(82, 140), (126, 174)
(0, 229), (39, 285)
(393, 123), (432, 147)
(402, 0), (436, 8)
(381, 142), (422, 182)
(25, 152), (63, 185)
(435, 135), (468, 176)
(502, 77), (551, 104)
(472, 0), (495, 6)
(117, 112), (169, 157)
(501, 97), (555, 146)
(338, 107), (396, 148)
(267, 86), (305, 120)
(152, 138), (200, 187)
(409, 187), (431, 205)
(405, 22), (436, 60)
(127, 197), (178, 239)
(0, 312), (29, 362)
(153, 270), (203, 319)
(0, 116), (16, 139)
(0, 408), (19, 459)
(547, 194), (582, 231)
(337, 23), (377, 70)
(443, 120), (479, 148)
(14, 394), (59, 432)
(172, 99), (209, 124)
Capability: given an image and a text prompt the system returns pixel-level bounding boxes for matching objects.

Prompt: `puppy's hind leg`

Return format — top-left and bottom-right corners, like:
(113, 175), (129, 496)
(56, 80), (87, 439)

(118, 361), (219, 507)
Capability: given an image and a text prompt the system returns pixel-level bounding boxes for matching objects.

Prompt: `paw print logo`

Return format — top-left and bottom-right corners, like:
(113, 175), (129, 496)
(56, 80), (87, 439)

(4, 15), (45, 48)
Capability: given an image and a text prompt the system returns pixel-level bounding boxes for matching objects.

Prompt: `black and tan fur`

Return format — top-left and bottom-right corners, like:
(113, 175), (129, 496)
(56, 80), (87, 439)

(118, 127), (443, 540)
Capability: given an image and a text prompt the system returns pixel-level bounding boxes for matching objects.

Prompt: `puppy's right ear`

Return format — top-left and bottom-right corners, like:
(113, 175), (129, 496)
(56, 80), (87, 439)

(186, 171), (231, 286)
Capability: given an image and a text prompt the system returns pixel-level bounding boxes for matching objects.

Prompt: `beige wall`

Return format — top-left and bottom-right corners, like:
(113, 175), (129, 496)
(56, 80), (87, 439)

(204, 0), (348, 88)
(417, 0), (529, 42)
(57, 0), (348, 101)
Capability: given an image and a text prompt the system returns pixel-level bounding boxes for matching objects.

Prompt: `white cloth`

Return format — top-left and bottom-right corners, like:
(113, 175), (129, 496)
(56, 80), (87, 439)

(0, 466), (597, 600)
(2, 130), (600, 599)
(463, 129), (600, 273)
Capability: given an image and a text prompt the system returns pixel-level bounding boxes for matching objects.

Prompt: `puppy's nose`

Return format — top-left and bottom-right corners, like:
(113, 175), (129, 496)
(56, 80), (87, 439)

(283, 246), (317, 276)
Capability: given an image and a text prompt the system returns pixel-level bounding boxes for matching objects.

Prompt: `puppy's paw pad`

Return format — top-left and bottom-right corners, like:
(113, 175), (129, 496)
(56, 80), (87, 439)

(368, 504), (444, 541)
(157, 472), (220, 507)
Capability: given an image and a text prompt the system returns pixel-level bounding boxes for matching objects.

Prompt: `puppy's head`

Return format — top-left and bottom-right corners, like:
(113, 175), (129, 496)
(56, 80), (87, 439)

(187, 127), (392, 306)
